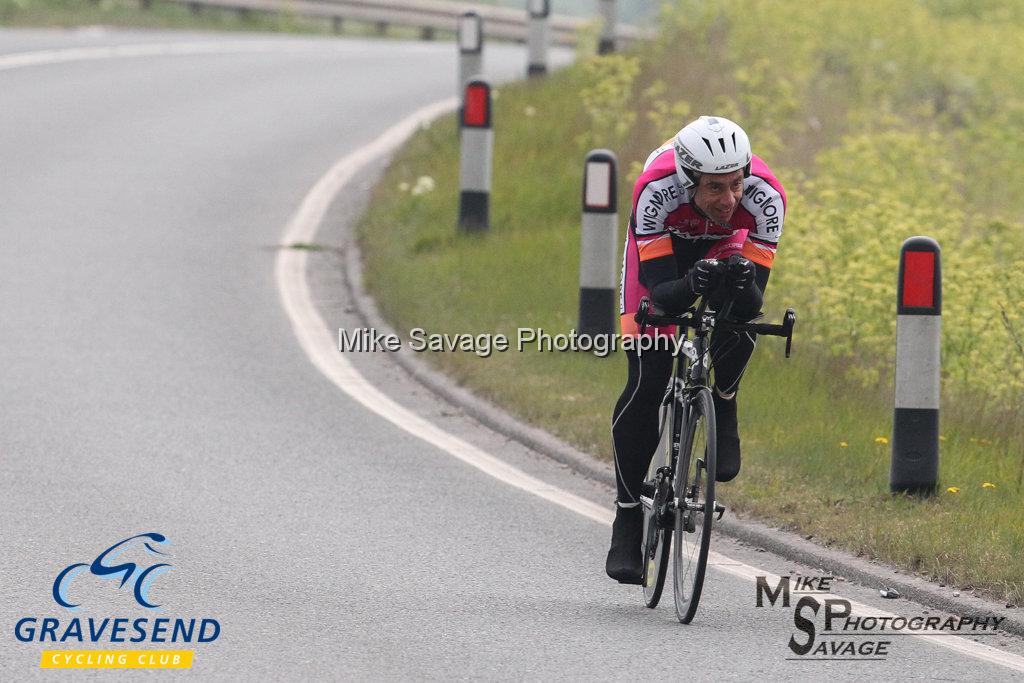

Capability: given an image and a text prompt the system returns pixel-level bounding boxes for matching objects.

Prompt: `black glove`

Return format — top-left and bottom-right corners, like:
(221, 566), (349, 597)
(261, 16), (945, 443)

(726, 254), (755, 294)
(686, 258), (719, 296)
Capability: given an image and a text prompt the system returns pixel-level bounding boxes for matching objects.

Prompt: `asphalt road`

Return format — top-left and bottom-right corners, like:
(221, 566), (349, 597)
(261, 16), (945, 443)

(1, 27), (1022, 679)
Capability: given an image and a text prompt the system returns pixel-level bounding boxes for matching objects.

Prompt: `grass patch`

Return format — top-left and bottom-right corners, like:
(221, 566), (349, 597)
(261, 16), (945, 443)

(357, 3), (1024, 604)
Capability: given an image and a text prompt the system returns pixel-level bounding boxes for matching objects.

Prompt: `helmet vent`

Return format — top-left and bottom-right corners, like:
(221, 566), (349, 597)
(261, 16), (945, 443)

(718, 137), (727, 153)
(731, 132), (737, 149)
(701, 137), (715, 154)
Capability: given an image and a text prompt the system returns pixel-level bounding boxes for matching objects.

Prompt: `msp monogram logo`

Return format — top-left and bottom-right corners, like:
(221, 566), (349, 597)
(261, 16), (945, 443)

(53, 533), (173, 610)
(13, 532), (221, 670)
(755, 574), (1006, 661)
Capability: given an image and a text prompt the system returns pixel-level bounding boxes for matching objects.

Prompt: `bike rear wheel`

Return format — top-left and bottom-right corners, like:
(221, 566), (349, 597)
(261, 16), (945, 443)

(672, 388), (717, 624)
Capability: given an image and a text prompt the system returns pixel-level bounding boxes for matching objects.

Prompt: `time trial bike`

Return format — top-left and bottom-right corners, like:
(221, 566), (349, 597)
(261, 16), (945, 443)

(635, 287), (796, 623)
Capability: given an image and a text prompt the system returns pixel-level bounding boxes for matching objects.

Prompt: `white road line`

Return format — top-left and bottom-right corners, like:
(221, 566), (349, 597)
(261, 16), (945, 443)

(0, 40), (356, 72)
(274, 99), (1024, 672)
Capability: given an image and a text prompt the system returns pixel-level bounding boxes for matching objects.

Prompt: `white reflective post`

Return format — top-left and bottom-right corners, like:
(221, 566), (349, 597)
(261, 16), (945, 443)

(457, 12), (483, 98)
(579, 150), (618, 337)
(459, 78), (493, 232)
(598, 0), (616, 54)
(891, 236), (942, 495)
(527, 0), (550, 77)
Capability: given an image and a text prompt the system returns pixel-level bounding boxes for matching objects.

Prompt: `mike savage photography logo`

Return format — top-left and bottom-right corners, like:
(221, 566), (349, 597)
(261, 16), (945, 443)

(338, 326), (692, 358)
(14, 532), (221, 670)
(756, 574), (1005, 661)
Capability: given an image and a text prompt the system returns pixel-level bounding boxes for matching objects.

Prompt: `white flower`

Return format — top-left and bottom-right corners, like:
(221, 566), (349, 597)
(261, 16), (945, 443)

(411, 176), (436, 196)
(524, 106), (537, 117)
(398, 182), (410, 192)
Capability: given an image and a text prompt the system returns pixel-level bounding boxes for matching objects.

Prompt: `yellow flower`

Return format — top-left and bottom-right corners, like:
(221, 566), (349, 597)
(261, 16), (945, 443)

(839, 441), (849, 448)
(946, 487), (960, 494)
(979, 439), (992, 446)
(939, 435), (946, 442)
(982, 482), (996, 489)
(874, 436), (889, 445)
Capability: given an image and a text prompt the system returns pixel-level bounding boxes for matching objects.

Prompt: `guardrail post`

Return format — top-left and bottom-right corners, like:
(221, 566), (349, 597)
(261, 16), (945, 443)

(332, 17), (343, 34)
(598, 0), (616, 54)
(527, 0), (550, 77)
(891, 236), (942, 495)
(459, 78), (493, 232)
(578, 150), (618, 337)
(458, 11), (484, 99)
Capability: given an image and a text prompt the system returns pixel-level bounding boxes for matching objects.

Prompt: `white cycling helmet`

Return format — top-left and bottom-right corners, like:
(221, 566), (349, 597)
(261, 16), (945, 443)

(673, 115), (752, 188)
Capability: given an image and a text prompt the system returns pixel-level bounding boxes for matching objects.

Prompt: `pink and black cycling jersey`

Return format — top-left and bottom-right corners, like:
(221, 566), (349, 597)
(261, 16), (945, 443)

(618, 143), (787, 336)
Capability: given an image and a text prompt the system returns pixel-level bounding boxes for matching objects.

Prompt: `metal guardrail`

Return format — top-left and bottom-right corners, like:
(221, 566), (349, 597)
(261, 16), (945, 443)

(162, 0), (649, 47)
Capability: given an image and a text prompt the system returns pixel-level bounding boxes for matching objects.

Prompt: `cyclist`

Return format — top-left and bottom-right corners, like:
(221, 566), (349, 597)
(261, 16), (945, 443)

(606, 116), (787, 584)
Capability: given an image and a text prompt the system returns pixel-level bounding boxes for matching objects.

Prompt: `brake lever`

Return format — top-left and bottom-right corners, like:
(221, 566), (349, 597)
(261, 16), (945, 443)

(783, 308), (796, 358)
(636, 297), (650, 336)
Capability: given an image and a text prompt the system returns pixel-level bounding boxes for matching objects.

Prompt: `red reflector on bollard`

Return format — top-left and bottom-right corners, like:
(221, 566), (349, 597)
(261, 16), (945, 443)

(902, 251), (935, 307)
(464, 84), (489, 127)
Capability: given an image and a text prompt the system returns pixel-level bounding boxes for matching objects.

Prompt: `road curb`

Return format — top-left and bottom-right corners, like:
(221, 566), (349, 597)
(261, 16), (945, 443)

(332, 103), (1024, 640)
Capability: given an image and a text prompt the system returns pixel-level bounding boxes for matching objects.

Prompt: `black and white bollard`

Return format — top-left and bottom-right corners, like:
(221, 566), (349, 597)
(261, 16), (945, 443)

(891, 236), (942, 495)
(459, 79), (493, 233)
(527, 0), (550, 77)
(598, 0), (616, 55)
(578, 150), (618, 337)
(457, 11), (483, 99)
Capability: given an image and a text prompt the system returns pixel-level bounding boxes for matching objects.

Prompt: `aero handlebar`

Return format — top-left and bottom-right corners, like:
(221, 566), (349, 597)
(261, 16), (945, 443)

(634, 298), (797, 358)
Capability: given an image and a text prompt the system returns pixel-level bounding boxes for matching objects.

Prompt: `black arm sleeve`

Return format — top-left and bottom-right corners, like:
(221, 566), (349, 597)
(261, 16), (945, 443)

(651, 277), (697, 315)
(641, 251), (694, 314)
(638, 253), (676, 290)
(730, 263), (771, 320)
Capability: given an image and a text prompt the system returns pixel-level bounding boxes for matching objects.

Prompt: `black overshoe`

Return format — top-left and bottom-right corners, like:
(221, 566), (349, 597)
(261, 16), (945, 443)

(605, 504), (644, 584)
(713, 391), (741, 482)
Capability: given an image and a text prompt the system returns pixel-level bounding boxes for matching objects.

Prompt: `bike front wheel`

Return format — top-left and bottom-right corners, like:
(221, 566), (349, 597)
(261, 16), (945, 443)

(672, 388), (717, 624)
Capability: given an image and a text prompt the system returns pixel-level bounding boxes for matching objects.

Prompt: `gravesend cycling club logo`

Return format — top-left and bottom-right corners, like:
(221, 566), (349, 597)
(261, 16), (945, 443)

(756, 574), (1006, 661)
(53, 533), (172, 610)
(13, 532), (221, 670)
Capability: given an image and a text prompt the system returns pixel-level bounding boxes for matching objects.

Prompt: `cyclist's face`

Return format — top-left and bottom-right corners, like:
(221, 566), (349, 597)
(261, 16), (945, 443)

(693, 170), (745, 226)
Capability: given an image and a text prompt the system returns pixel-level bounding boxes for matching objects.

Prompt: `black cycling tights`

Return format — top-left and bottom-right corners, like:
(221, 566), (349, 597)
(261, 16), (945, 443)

(610, 330), (757, 505)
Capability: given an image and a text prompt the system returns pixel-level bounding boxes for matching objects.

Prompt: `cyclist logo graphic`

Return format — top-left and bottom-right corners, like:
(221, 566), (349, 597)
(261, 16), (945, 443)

(52, 533), (172, 610)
